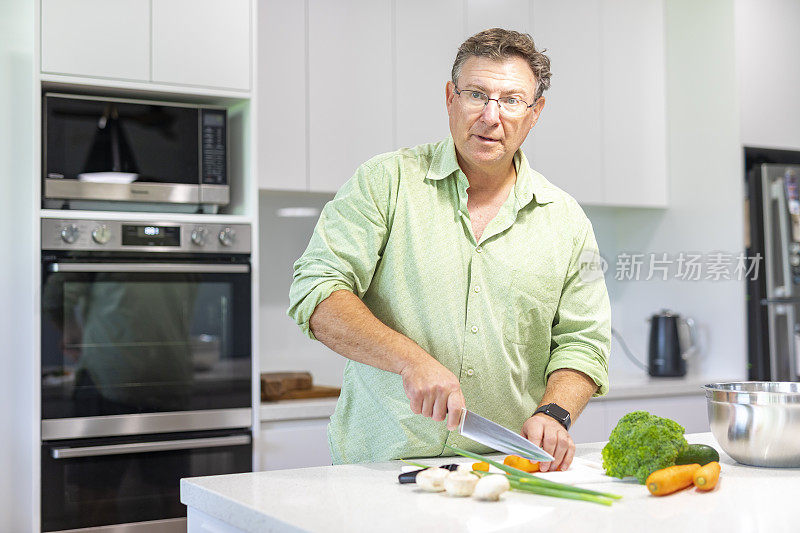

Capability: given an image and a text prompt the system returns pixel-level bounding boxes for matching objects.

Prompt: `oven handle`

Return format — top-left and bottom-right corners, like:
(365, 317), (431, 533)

(48, 263), (249, 274)
(51, 434), (251, 459)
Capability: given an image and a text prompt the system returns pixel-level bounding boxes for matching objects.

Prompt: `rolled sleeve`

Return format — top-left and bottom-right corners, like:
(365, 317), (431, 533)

(546, 218), (611, 396)
(287, 159), (394, 340)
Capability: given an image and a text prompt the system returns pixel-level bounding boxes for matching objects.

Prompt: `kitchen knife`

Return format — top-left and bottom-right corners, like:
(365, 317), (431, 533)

(457, 408), (555, 463)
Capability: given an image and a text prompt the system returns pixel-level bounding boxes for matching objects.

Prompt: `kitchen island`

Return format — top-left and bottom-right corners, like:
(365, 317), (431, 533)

(181, 432), (798, 533)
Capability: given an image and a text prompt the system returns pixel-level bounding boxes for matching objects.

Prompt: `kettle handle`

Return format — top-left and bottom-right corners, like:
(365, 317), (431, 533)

(680, 317), (698, 358)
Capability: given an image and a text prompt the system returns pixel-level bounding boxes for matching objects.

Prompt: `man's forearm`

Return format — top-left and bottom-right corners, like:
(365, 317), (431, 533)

(538, 368), (598, 422)
(308, 289), (427, 374)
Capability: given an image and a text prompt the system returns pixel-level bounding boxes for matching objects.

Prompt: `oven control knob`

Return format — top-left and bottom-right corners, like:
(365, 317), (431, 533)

(191, 226), (208, 246)
(92, 225), (111, 245)
(218, 227), (236, 247)
(60, 224), (80, 244)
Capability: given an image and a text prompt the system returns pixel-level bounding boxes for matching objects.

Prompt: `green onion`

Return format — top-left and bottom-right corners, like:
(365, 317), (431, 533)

(444, 444), (622, 503)
(399, 458), (434, 469)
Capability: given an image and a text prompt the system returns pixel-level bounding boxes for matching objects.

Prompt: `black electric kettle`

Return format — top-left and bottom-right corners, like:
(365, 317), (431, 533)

(647, 310), (697, 377)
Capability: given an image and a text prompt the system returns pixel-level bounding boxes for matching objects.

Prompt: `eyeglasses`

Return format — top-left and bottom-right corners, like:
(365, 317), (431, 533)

(453, 86), (536, 118)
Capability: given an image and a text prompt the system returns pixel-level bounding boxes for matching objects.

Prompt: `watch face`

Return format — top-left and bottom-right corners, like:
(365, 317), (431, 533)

(547, 404), (569, 420)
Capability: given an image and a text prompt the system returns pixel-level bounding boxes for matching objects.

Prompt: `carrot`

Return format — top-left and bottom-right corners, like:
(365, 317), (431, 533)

(646, 464), (700, 496)
(503, 455), (540, 473)
(472, 462), (490, 472)
(693, 461), (721, 491)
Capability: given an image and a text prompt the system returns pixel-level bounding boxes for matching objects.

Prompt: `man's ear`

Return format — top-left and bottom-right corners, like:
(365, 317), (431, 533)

(529, 96), (545, 131)
(445, 81), (456, 114)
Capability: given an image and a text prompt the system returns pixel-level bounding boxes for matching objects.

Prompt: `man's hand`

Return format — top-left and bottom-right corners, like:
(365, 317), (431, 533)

(400, 357), (465, 431)
(522, 413), (575, 472)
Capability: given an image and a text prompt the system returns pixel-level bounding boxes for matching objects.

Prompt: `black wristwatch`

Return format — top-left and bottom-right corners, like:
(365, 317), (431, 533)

(533, 403), (572, 430)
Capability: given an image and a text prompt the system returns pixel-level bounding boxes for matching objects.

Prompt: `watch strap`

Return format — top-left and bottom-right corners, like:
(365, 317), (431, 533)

(533, 403), (572, 430)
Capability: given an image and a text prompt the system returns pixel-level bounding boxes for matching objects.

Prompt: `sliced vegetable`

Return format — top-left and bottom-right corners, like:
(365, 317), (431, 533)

(646, 464), (701, 496)
(503, 454), (540, 473)
(693, 461), (721, 491)
(675, 444), (720, 466)
(444, 444), (622, 504)
(472, 461), (490, 472)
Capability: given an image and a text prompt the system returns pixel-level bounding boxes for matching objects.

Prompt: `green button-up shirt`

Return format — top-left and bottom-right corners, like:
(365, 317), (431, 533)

(288, 136), (611, 464)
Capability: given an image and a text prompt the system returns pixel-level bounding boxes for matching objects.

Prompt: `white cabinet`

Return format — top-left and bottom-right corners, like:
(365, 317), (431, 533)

(41, 0), (150, 81)
(529, 0), (604, 205)
(599, 0), (667, 207)
(307, 0), (394, 193)
(395, 0), (463, 149)
(529, 0), (666, 207)
(258, 418), (332, 471)
(571, 394), (708, 444)
(257, 0), (307, 190)
(736, 0), (800, 150)
(152, 0), (251, 90)
(40, 0), (251, 92)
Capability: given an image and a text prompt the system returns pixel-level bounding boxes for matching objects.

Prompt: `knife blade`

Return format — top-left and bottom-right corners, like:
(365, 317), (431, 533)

(457, 408), (555, 463)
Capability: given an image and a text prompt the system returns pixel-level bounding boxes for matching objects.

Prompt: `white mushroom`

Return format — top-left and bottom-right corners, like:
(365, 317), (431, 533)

(415, 467), (450, 492)
(472, 474), (510, 501)
(444, 471), (479, 497)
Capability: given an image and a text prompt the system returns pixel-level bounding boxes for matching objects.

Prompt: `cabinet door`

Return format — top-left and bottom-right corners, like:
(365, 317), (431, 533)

(152, 0), (251, 90)
(604, 395), (709, 435)
(600, 0), (667, 206)
(307, 0), (394, 193)
(530, 0), (604, 205)
(395, 0), (464, 149)
(258, 0), (307, 190)
(41, 0), (150, 81)
(570, 400), (607, 444)
(258, 419), (332, 471)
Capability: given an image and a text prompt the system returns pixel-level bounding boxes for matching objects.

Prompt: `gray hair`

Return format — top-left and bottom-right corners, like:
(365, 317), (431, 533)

(451, 28), (552, 101)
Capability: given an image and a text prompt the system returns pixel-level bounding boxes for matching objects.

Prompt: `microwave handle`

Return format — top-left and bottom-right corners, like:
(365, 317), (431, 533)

(51, 434), (251, 459)
(48, 263), (249, 274)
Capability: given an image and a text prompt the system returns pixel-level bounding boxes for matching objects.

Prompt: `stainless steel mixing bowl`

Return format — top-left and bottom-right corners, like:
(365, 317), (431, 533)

(703, 382), (800, 467)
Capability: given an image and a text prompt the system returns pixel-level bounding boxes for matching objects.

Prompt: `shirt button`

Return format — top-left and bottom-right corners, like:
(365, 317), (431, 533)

(466, 368), (475, 376)
(475, 246), (483, 253)
(473, 285), (481, 293)
(471, 325), (478, 334)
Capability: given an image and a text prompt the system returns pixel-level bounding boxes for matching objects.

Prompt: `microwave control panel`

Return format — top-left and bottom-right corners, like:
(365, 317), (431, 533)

(201, 109), (227, 185)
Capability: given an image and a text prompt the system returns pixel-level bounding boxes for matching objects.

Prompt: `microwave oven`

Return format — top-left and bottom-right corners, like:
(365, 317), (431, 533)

(42, 93), (228, 211)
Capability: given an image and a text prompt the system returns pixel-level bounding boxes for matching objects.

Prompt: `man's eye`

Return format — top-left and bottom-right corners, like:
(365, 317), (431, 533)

(469, 91), (485, 100)
(504, 97), (520, 106)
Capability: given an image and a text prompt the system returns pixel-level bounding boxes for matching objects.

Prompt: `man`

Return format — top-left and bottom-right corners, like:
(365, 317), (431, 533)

(288, 28), (610, 471)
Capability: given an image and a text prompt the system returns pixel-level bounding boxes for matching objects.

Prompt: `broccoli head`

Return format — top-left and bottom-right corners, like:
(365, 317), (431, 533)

(601, 410), (688, 484)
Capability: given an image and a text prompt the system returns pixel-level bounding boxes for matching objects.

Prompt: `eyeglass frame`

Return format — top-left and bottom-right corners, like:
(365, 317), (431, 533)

(452, 85), (538, 116)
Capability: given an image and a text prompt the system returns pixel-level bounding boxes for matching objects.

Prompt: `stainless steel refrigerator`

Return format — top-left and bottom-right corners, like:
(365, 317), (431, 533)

(746, 147), (800, 382)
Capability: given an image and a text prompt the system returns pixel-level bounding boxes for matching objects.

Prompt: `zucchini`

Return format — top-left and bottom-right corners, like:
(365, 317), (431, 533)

(675, 444), (720, 466)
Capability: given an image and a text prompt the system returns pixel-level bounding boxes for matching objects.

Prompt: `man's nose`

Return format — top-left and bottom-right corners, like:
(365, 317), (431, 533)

(480, 99), (501, 124)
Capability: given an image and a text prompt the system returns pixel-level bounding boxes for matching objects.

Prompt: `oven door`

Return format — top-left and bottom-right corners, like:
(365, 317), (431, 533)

(41, 429), (252, 532)
(41, 259), (252, 439)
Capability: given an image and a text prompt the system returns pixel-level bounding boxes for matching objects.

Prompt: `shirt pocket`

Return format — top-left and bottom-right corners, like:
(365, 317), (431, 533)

(503, 267), (560, 346)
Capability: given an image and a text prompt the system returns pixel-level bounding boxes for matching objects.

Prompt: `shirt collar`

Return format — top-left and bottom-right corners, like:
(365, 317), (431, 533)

(426, 136), (557, 206)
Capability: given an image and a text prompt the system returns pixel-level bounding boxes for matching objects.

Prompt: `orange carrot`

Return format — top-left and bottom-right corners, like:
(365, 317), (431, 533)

(646, 464), (701, 496)
(472, 462), (490, 472)
(693, 461), (721, 491)
(503, 454), (540, 473)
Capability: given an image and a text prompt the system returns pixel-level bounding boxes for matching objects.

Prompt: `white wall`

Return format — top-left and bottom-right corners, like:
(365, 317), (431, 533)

(0, 0), (38, 529)
(258, 190), (345, 386)
(583, 0), (746, 384)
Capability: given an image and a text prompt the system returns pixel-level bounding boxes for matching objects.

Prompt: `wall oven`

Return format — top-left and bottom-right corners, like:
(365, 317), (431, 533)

(41, 218), (253, 532)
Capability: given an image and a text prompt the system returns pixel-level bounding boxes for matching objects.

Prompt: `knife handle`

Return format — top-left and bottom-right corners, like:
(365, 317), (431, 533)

(397, 463), (460, 484)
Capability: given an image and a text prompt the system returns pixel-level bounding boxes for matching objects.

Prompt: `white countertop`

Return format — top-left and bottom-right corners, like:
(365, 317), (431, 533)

(181, 432), (800, 533)
(259, 398), (338, 422)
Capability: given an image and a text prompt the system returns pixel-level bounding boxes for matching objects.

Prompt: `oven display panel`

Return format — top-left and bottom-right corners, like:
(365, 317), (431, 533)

(121, 225), (180, 246)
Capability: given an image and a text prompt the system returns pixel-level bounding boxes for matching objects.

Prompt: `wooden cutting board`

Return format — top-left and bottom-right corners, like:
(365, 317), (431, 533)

(279, 386), (341, 400)
(260, 372), (313, 401)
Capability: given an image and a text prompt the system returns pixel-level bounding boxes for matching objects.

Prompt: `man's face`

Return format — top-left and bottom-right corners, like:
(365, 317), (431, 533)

(446, 55), (545, 172)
